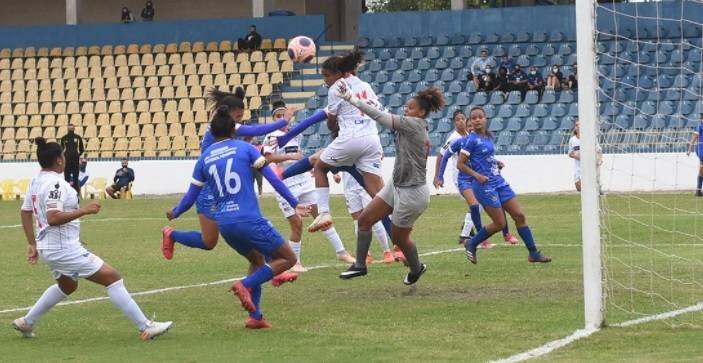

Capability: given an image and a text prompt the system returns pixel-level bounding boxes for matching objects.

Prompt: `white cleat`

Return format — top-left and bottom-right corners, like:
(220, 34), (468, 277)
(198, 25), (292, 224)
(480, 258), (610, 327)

(289, 263), (308, 273)
(336, 252), (356, 264)
(308, 212), (333, 233)
(139, 320), (173, 340)
(12, 317), (35, 338)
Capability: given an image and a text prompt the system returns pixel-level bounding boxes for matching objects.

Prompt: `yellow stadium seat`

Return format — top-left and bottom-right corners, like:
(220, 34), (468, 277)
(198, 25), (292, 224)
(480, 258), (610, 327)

(260, 39), (272, 51)
(129, 65), (143, 77)
(1, 179), (15, 200)
(206, 42), (218, 52)
(145, 76), (158, 88)
(1, 115), (13, 126)
(124, 112), (137, 125)
(173, 86), (186, 99)
(160, 86), (173, 99)
(2, 141), (16, 160)
(13, 103), (26, 116)
(183, 52), (195, 65)
(100, 45), (113, 55)
(256, 72), (270, 85)
(153, 53), (166, 66)
(211, 63), (224, 76)
(69, 114), (82, 126)
(91, 77), (105, 90)
(168, 53), (181, 66)
(42, 115), (56, 127)
(222, 52), (235, 63)
(195, 111), (208, 124)
(242, 109), (251, 122)
(278, 50), (291, 62)
(122, 101), (136, 114)
(42, 126), (56, 139)
(166, 111), (179, 124)
(250, 51), (263, 63)
(93, 100), (107, 114)
(114, 137), (129, 157)
(56, 114), (69, 127)
(16, 127), (29, 140)
(273, 37), (287, 50)
(192, 41), (205, 52)
(14, 115), (28, 127)
(259, 83), (272, 97)
(128, 137), (142, 158)
(169, 64), (183, 76)
(117, 76), (131, 89)
(29, 126), (42, 139)
(84, 125), (97, 138)
(239, 61), (252, 73)
(172, 136), (186, 156)
(66, 101), (79, 115)
(85, 138), (100, 158)
(120, 88), (133, 101)
(219, 40), (232, 51)
(110, 113), (123, 126)
(131, 77), (144, 89)
(186, 135), (199, 150)
(281, 60), (293, 73)
(236, 52), (249, 63)
(36, 68), (49, 80)
(1, 127), (14, 140)
(107, 100), (121, 114)
(178, 42), (191, 53)
(126, 124), (140, 138)
(56, 126), (67, 137)
(100, 138), (114, 158)
(141, 123), (154, 137)
(127, 54), (141, 67)
(11, 69), (24, 81)
(139, 44), (152, 54)
(165, 43), (177, 54)
(96, 113), (110, 126)
(242, 74), (256, 86)
(105, 88), (119, 101)
(185, 74), (199, 87)
(113, 125), (126, 138)
(133, 87), (147, 100)
(183, 63), (196, 76)
(114, 45), (126, 55)
(143, 136), (156, 157)
(114, 55), (127, 67)
(147, 86), (161, 100)
(152, 112), (165, 124)
(148, 99), (162, 113)
(178, 99), (191, 113)
(92, 88), (106, 101)
(85, 177), (107, 199)
(115, 66), (129, 78)
(98, 125), (111, 138)
(87, 46), (100, 55)
(249, 96), (262, 110)
(207, 52), (221, 64)
(136, 100), (149, 113)
(168, 123), (182, 136)
(213, 74), (227, 88)
(197, 123), (208, 136)
(157, 136), (171, 157)
(24, 58), (36, 69)
(189, 86), (202, 98)
(11, 58), (22, 70)
(224, 62), (238, 75)
(197, 63), (211, 76)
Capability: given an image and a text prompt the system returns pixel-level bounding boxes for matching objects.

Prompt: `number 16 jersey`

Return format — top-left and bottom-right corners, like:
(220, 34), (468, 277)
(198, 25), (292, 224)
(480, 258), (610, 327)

(192, 139), (267, 224)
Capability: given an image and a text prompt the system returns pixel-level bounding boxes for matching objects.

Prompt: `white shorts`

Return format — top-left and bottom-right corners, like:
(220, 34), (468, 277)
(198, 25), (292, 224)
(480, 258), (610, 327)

(39, 246), (104, 280)
(277, 180), (317, 218)
(320, 135), (383, 176)
(344, 187), (372, 214)
(574, 166), (581, 183)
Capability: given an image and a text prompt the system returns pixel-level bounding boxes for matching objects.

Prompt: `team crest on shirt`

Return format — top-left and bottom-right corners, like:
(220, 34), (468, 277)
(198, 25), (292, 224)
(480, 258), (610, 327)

(49, 186), (61, 200)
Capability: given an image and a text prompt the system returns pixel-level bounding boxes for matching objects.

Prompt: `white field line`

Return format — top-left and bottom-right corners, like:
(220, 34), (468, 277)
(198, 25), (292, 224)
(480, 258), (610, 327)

(0, 248), (463, 315)
(611, 301), (703, 328)
(489, 327), (600, 363)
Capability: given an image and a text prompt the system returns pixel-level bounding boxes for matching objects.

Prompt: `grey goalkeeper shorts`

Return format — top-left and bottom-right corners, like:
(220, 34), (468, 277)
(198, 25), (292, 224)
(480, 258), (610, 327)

(377, 182), (430, 229)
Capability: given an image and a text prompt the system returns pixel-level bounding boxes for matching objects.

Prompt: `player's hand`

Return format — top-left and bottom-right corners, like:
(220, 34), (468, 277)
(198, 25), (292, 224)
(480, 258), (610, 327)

(166, 209), (175, 221)
(27, 244), (38, 265)
(295, 204), (312, 217)
(289, 152), (304, 161)
(433, 177), (444, 189)
(333, 174), (342, 184)
(497, 160), (505, 169)
(337, 79), (353, 101)
(476, 174), (489, 184)
(283, 107), (297, 122)
(82, 201), (101, 215)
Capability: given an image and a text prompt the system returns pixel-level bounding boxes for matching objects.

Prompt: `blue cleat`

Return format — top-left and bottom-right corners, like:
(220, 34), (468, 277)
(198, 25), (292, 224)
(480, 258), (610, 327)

(528, 251), (552, 263)
(465, 244), (477, 264)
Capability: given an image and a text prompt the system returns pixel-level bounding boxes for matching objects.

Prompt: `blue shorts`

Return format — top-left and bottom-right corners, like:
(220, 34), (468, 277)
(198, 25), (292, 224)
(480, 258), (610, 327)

(195, 185), (217, 220)
(472, 183), (516, 209)
(218, 218), (285, 258)
(458, 178), (474, 194)
(697, 149), (703, 163)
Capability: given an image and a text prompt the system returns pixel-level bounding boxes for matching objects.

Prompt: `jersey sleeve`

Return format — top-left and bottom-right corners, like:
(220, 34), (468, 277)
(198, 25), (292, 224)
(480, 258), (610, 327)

(567, 137), (575, 154)
(247, 143), (267, 169)
(460, 136), (475, 157)
(44, 182), (68, 212)
(325, 82), (343, 116)
(261, 134), (276, 155)
(20, 183), (33, 211)
(190, 156), (207, 186)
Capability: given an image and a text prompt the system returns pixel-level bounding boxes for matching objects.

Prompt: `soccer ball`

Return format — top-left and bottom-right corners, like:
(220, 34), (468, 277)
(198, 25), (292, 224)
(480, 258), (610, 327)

(287, 36), (316, 63)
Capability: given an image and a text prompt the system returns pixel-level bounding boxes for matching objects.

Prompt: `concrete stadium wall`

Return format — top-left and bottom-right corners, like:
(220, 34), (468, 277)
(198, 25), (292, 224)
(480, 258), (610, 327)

(0, 0), (66, 26)
(0, 14), (325, 49)
(77, 0), (253, 24)
(1, 154), (698, 196)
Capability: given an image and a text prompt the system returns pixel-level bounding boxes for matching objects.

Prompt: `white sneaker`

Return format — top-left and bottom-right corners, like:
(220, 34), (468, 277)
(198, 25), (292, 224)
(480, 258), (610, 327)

(289, 263), (308, 273)
(139, 320), (173, 340)
(308, 212), (333, 232)
(336, 252), (356, 264)
(12, 317), (35, 338)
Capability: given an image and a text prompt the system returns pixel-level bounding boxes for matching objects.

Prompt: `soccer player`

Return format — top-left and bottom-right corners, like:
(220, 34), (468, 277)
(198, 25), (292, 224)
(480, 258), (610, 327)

(262, 100), (355, 271)
(167, 106), (309, 329)
(338, 82), (444, 284)
(162, 88), (290, 258)
(457, 107), (551, 265)
(14, 137), (172, 340)
(334, 171), (394, 264)
(568, 119), (603, 193)
(686, 114), (703, 196)
(307, 51), (386, 232)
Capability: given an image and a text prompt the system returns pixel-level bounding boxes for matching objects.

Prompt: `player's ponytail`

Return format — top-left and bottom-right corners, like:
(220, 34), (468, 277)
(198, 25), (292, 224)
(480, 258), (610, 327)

(337, 49), (364, 74)
(321, 56), (342, 74)
(414, 87), (445, 118)
(35, 137), (64, 169)
(210, 105), (235, 138)
(208, 87), (245, 111)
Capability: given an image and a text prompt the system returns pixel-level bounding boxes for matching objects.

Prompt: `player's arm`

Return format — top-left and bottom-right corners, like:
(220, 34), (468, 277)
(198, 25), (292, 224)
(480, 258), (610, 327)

(20, 190), (38, 264)
(336, 80), (417, 133)
(434, 139), (461, 187)
(235, 115), (290, 137)
(275, 109), (328, 148)
(45, 187), (100, 226)
(688, 132), (699, 155)
(169, 158), (206, 219)
(458, 149), (488, 184)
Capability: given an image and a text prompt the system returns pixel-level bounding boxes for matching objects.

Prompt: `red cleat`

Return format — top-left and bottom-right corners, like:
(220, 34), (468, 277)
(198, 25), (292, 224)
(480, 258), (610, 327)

(366, 254), (374, 264)
(393, 246), (407, 264)
(231, 281), (256, 313)
(504, 233), (519, 246)
(245, 316), (272, 329)
(478, 240), (495, 249)
(382, 251), (395, 264)
(161, 226), (175, 260)
(271, 271), (298, 287)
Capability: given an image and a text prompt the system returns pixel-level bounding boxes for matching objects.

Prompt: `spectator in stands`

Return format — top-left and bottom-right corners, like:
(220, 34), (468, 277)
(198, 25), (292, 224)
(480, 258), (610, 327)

(59, 124), (84, 195)
(121, 7), (135, 23)
(566, 64), (578, 90)
(546, 65), (563, 90)
(499, 55), (515, 72)
(471, 49), (495, 90)
(509, 64), (529, 99)
(526, 66), (545, 95)
(477, 65), (495, 92)
(141, 1), (155, 21)
(238, 25), (262, 51)
(79, 157), (90, 188)
(493, 66), (511, 94)
(106, 158), (135, 199)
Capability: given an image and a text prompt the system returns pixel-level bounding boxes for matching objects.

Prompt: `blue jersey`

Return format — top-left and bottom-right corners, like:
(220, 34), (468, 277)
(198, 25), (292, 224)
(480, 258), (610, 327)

(192, 139), (266, 224)
(697, 122), (703, 154)
(448, 136), (475, 184)
(200, 126), (216, 151)
(460, 132), (507, 188)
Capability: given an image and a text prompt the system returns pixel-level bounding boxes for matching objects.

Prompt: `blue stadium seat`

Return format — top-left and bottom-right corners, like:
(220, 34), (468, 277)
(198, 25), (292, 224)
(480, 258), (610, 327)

(665, 89), (681, 101)
(542, 44), (556, 56)
(431, 81), (447, 93)
(507, 91), (522, 105)
(565, 54), (577, 66)
(621, 101), (636, 116)
(484, 104), (497, 118)
(525, 117), (541, 131)
(382, 82), (397, 95)
(506, 117), (523, 131)
(442, 46), (457, 59)
(679, 101), (694, 115)
(357, 37), (370, 48)
(632, 114), (650, 129)
(683, 24), (702, 38)
(383, 146), (395, 156)
(419, 35), (434, 46)
(660, 101), (675, 115)
(558, 43), (573, 56)
(364, 49), (376, 60)
(549, 31), (565, 42)
(451, 33), (466, 45)
(558, 90), (575, 104)
(440, 69), (455, 82)
(532, 130), (549, 145)
(688, 48), (702, 63)
(655, 51), (668, 64)
(468, 32), (482, 45)
(493, 45), (507, 57)
(388, 94), (403, 108)
(385, 59), (399, 71)
(499, 105), (515, 118)
(306, 96), (320, 109)
(443, 93), (454, 106)
(386, 37), (403, 47)
(615, 115), (631, 129)
(379, 132), (392, 147)
(517, 32), (531, 42)
(378, 48), (392, 61)
(533, 31), (547, 43)
(670, 49), (684, 64)
(532, 55), (547, 67)
(315, 85), (328, 97)
(411, 48), (425, 60)
(408, 69), (422, 83)
(434, 58), (449, 70)
(508, 45), (522, 57)
(496, 131), (514, 146)
(489, 92), (504, 105)
(394, 48), (408, 60)
(400, 59), (415, 72)
(371, 38), (385, 48)
(500, 32), (516, 43)
(533, 104), (549, 117)
(436, 34), (450, 46)
(651, 115), (668, 129)
(568, 103), (579, 117)
(472, 92), (488, 105)
(486, 33), (500, 43)
(526, 44), (540, 56)
(417, 58), (432, 71)
(516, 55), (530, 67)
(488, 117), (505, 132)
(641, 101), (657, 115)
(551, 55), (564, 66)
(403, 37), (419, 47)
(516, 104), (532, 117)
(459, 46), (473, 58)
(515, 131), (531, 146)
(414, 81), (429, 93)
(359, 71), (373, 83)
(429, 109), (444, 121)
(603, 102), (620, 116)
(541, 117), (559, 130)
(368, 60), (382, 72)
(436, 119), (453, 133)
(669, 115), (686, 129)
(398, 82), (413, 95)
(687, 85), (702, 100)
(550, 104), (567, 117)
(559, 116), (575, 130)
(448, 81), (464, 94)
(541, 90), (556, 104)
(391, 70), (405, 83)
(374, 71), (389, 83)
(673, 74), (689, 88)
(450, 58), (464, 70)
(427, 47), (441, 59)
(455, 92), (471, 106)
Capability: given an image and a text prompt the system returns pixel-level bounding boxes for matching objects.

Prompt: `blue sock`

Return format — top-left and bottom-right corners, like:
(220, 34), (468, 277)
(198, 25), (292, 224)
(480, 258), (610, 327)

(249, 285), (263, 320)
(330, 165), (366, 189)
(502, 210), (510, 236)
(468, 227), (491, 250)
(381, 216), (393, 237)
(171, 230), (208, 250)
(697, 176), (703, 191)
(282, 157), (312, 179)
(241, 264), (274, 289)
(517, 226), (538, 253)
(469, 205), (482, 231)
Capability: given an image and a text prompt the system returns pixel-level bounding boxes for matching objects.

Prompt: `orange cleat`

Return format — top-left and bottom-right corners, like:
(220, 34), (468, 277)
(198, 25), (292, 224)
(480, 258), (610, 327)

(231, 281), (256, 313)
(245, 316), (272, 329)
(478, 240), (495, 249)
(366, 254), (374, 264)
(393, 245), (406, 264)
(271, 271), (298, 287)
(504, 233), (519, 246)
(382, 251), (395, 264)
(161, 226), (175, 260)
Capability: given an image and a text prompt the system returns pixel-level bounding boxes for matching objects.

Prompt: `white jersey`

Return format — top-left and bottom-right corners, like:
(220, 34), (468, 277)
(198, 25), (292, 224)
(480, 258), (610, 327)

(326, 75), (379, 140)
(439, 130), (465, 185)
(21, 171), (81, 250)
(262, 129), (311, 187)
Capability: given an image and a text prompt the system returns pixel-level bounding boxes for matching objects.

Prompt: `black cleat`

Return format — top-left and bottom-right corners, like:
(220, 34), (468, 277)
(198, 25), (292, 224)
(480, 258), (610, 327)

(403, 264), (427, 285)
(339, 264), (367, 279)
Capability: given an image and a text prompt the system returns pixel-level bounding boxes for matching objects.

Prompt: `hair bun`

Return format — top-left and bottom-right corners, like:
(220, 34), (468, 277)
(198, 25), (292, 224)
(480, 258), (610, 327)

(233, 86), (245, 99)
(35, 137), (47, 148)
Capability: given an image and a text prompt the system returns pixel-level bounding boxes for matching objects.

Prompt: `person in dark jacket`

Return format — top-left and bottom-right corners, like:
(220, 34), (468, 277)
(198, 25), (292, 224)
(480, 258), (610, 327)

(106, 159), (135, 199)
(121, 7), (135, 23)
(141, 1), (155, 21)
(238, 25), (262, 51)
(59, 124), (84, 195)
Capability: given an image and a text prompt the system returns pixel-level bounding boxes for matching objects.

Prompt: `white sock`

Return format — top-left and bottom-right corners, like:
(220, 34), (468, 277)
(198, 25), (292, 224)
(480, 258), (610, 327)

(289, 240), (302, 263)
(24, 284), (68, 326)
(353, 220), (359, 236)
(372, 221), (391, 251)
(323, 226), (346, 253)
(106, 279), (148, 331)
(461, 213), (474, 237)
(315, 187), (330, 213)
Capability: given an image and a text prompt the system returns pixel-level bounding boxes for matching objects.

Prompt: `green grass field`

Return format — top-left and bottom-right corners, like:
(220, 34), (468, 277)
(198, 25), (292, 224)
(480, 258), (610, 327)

(1, 193), (702, 362)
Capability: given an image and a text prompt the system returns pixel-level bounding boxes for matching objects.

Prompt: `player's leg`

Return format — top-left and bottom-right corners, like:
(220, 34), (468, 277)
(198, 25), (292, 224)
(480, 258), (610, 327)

(282, 150), (322, 179)
(340, 194), (393, 279)
(308, 202), (354, 263)
(697, 160), (703, 196)
(461, 186), (495, 249)
(500, 209), (520, 245)
(391, 226), (427, 285)
(241, 250), (270, 328)
(87, 262), (173, 338)
(286, 213), (306, 272)
(501, 190), (551, 263)
(387, 185), (430, 284)
(14, 274), (77, 337)
(106, 184), (117, 198)
(357, 192), (393, 263)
